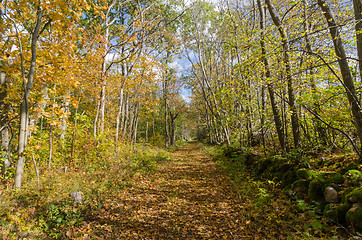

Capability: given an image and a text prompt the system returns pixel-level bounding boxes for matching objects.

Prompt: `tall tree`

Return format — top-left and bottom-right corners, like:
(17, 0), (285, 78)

(265, 0), (301, 148)
(318, 0), (362, 154)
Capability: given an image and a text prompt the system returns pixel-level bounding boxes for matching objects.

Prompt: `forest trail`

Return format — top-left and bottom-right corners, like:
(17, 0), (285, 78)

(81, 142), (296, 239)
(96, 142), (249, 239)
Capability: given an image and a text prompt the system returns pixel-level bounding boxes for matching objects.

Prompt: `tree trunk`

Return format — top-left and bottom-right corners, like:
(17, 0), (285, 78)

(318, 0), (362, 153)
(353, 0), (362, 81)
(265, 0), (301, 148)
(164, 78), (169, 148)
(257, 0), (286, 151)
(0, 64), (9, 184)
(70, 103), (79, 162)
(122, 95), (129, 139)
(15, 6), (43, 188)
(116, 87), (124, 142)
(145, 116), (149, 143)
(302, 0), (328, 145)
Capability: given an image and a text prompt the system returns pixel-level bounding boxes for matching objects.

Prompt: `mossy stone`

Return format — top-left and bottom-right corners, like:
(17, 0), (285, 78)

(346, 206), (362, 232)
(342, 188), (355, 204)
(345, 170), (362, 187)
(297, 168), (320, 181)
(346, 187), (362, 203)
(323, 203), (337, 221)
(292, 180), (309, 199)
(308, 178), (327, 211)
(329, 173), (345, 184)
(243, 152), (258, 166)
(278, 163), (292, 172)
(336, 203), (351, 225)
(340, 163), (360, 175)
(257, 158), (272, 174)
(282, 171), (297, 188)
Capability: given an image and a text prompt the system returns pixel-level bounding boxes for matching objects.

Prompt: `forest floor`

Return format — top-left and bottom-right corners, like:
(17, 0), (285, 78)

(68, 141), (349, 239)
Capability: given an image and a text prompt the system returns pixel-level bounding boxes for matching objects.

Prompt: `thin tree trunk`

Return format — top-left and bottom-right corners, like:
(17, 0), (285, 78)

(116, 87), (124, 142)
(145, 116), (149, 143)
(257, 0), (286, 151)
(122, 96), (129, 139)
(164, 86), (169, 148)
(0, 64), (9, 184)
(93, 99), (100, 138)
(127, 104), (135, 141)
(70, 102), (80, 162)
(353, 0), (362, 82)
(302, 0), (328, 145)
(318, 0), (362, 153)
(265, 0), (301, 148)
(132, 103), (140, 145)
(15, 6), (43, 188)
(32, 154), (40, 188)
(48, 124), (53, 168)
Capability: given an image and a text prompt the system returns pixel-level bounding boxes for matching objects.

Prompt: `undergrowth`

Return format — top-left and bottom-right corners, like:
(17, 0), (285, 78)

(0, 140), (171, 239)
(201, 143), (353, 239)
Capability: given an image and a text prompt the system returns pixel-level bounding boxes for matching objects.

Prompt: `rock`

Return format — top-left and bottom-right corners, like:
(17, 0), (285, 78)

(308, 178), (327, 211)
(297, 168), (319, 181)
(346, 205), (362, 233)
(327, 173), (345, 184)
(324, 203), (337, 220)
(340, 163), (360, 175)
(336, 204), (351, 225)
(345, 170), (362, 187)
(325, 186), (339, 203)
(282, 171), (297, 188)
(292, 180), (309, 199)
(347, 187), (362, 203)
(341, 188), (354, 204)
(70, 191), (82, 203)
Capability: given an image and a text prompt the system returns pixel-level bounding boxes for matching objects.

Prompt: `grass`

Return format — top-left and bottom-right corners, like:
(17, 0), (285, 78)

(0, 143), (171, 239)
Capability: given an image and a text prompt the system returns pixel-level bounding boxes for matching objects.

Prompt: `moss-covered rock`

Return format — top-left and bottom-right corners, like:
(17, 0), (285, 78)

(345, 170), (362, 187)
(346, 205), (362, 233)
(320, 172), (345, 184)
(323, 203), (337, 221)
(297, 168), (320, 181)
(278, 163), (292, 172)
(329, 173), (345, 184)
(292, 180), (309, 199)
(243, 152), (258, 167)
(282, 171), (297, 188)
(341, 188), (355, 204)
(308, 178), (327, 211)
(257, 157), (273, 175)
(346, 187), (362, 203)
(336, 203), (351, 225)
(272, 172), (283, 182)
(340, 163), (360, 175)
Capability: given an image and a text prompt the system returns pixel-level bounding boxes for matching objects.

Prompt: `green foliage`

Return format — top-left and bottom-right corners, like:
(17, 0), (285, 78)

(0, 136), (172, 238)
(149, 134), (165, 148)
(346, 187), (362, 203)
(130, 147), (171, 172)
(345, 170), (362, 187)
(296, 169), (320, 181)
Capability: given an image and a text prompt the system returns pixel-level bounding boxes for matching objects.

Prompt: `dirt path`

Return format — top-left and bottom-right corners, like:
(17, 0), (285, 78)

(101, 142), (249, 239)
(83, 142), (292, 239)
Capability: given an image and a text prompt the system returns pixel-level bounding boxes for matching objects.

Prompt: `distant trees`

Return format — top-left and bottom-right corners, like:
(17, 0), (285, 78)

(187, 0), (362, 157)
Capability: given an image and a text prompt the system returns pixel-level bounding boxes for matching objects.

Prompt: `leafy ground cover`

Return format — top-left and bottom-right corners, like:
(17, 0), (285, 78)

(0, 142), (356, 239)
